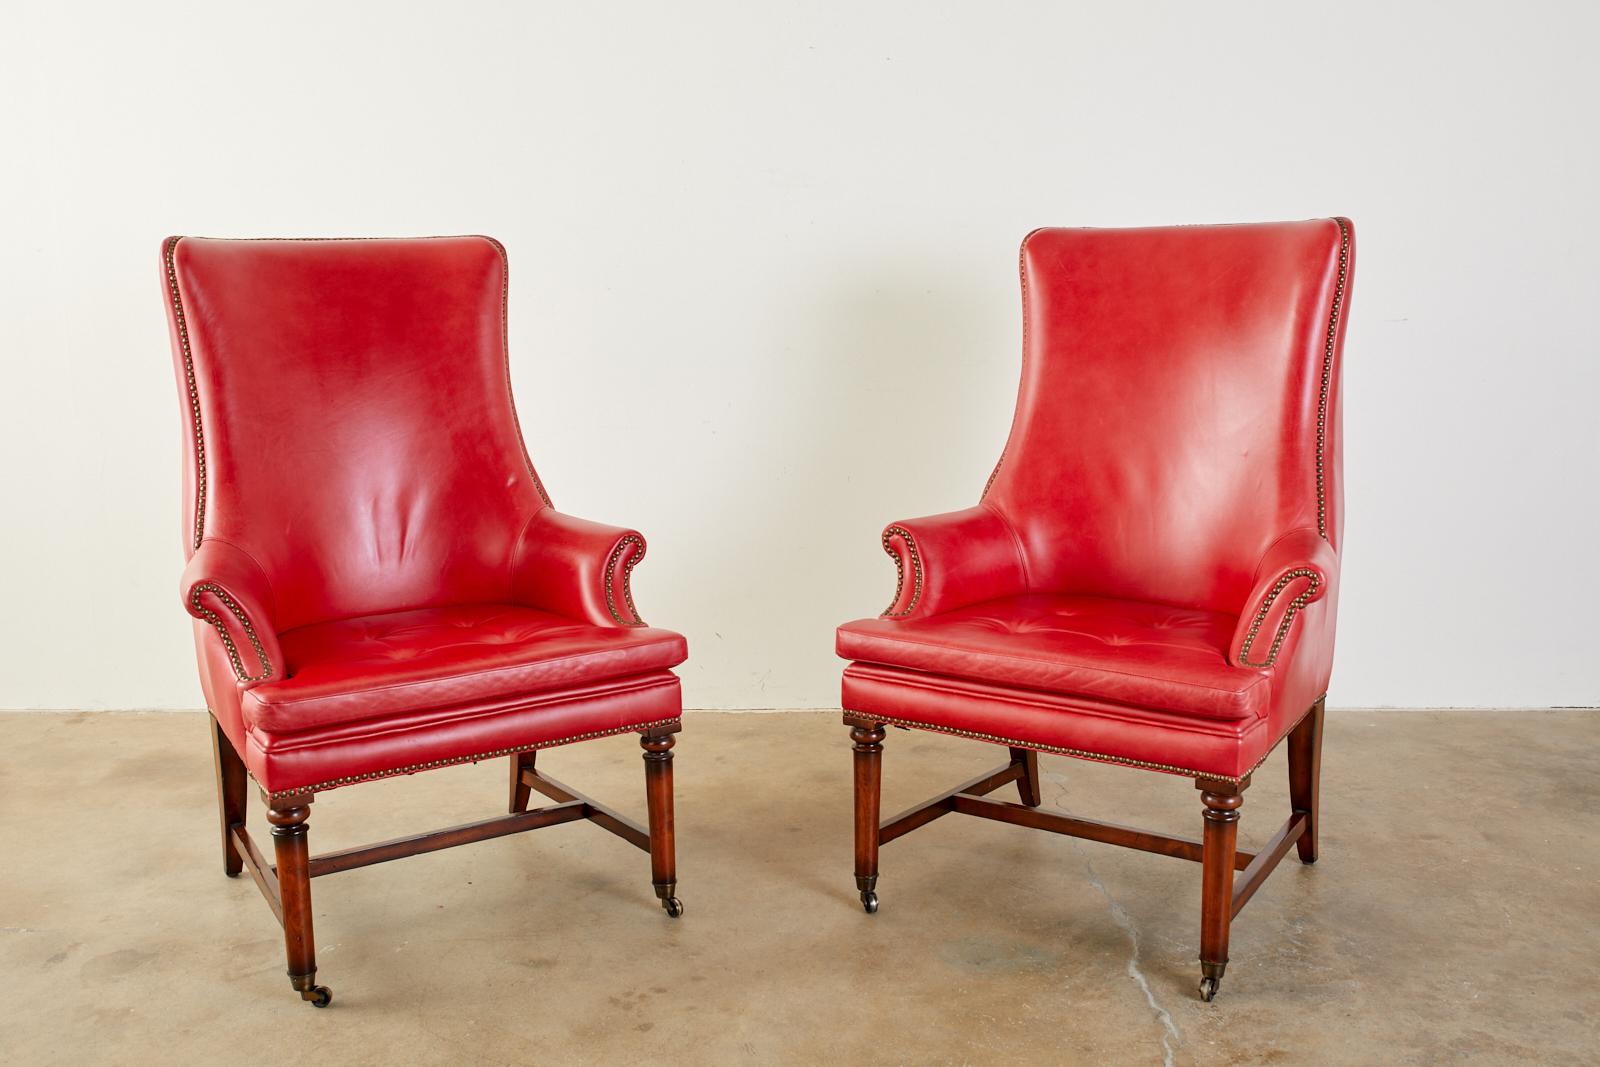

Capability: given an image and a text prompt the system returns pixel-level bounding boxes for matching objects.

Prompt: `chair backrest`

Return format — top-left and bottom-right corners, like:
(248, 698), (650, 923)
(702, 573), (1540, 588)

(162, 236), (549, 633)
(982, 219), (1353, 615)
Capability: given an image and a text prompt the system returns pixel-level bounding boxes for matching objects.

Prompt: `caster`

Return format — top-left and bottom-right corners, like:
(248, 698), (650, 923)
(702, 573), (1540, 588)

(860, 890), (878, 914)
(302, 985), (333, 1008)
(662, 896), (684, 918)
(1199, 976), (1220, 1003)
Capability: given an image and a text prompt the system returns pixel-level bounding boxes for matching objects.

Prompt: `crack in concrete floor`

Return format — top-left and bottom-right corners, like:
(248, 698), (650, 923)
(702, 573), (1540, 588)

(1046, 770), (1181, 1067)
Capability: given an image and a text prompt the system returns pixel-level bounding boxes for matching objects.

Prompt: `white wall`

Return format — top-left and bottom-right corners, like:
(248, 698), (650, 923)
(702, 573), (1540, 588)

(2, 1), (1596, 711)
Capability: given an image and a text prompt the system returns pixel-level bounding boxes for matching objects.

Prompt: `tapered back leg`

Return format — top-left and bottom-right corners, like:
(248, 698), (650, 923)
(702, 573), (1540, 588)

(211, 716), (247, 877)
(1287, 697), (1326, 863)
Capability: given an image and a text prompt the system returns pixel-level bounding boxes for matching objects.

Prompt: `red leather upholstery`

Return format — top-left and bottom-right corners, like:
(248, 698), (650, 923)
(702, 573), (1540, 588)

(839, 595), (1264, 721)
(839, 220), (1354, 782)
(246, 606), (687, 733)
(163, 236), (686, 797)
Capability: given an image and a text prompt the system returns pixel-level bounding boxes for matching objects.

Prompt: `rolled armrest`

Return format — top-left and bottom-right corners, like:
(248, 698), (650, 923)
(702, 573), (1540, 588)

(1228, 528), (1338, 669)
(511, 509), (651, 627)
(181, 539), (281, 686)
(879, 505), (1028, 620)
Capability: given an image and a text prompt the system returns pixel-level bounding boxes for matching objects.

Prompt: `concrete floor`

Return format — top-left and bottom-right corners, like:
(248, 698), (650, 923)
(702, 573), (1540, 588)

(1, 709), (1595, 1065)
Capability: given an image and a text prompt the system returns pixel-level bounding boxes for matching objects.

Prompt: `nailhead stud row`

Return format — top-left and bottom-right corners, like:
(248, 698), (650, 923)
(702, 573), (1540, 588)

(162, 237), (207, 551)
(1236, 568), (1322, 669)
(879, 525), (923, 617)
(189, 582), (273, 683)
(604, 534), (648, 626)
(1316, 218), (1352, 539)
(479, 235), (552, 508)
(851, 713), (1260, 780)
(848, 711), (1276, 785)
(267, 717), (683, 799)
(978, 229), (1043, 502)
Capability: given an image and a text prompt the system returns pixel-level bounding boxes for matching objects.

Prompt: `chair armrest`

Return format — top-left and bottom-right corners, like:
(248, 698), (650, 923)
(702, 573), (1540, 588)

(1228, 529), (1339, 669)
(181, 539), (281, 687)
(510, 509), (652, 627)
(879, 506), (1028, 619)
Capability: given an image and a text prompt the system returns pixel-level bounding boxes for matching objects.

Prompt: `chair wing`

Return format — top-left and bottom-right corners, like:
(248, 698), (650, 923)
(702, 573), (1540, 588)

(162, 236), (550, 635)
(982, 219), (1354, 618)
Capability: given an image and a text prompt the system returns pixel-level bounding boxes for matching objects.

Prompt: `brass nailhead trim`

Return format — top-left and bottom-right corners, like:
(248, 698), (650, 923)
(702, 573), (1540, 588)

(605, 534), (648, 626)
(163, 237), (206, 551)
(190, 583), (273, 683)
(1316, 218), (1352, 540)
(479, 235), (552, 508)
(879, 525), (923, 617)
(852, 711), (1277, 786)
(267, 716), (682, 799)
(1236, 568), (1321, 669)
(981, 449), (1007, 503)
(980, 228), (1042, 503)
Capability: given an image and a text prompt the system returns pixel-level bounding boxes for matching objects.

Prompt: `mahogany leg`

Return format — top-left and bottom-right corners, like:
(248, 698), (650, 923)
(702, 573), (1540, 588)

(210, 715), (247, 877)
(267, 795), (331, 1007)
(1287, 696), (1326, 864)
(508, 749), (536, 814)
(850, 720), (886, 913)
(641, 730), (682, 917)
(1011, 747), (1042, 808)
(1198, 779), (1246, 1002)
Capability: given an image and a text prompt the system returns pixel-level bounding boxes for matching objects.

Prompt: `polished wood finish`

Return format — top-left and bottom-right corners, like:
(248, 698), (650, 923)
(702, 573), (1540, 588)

(848, 718), (886, 909)
(266, 795), (328, 1005)
(210, 721), (684, 1004)
(1010, 747), (1042, 807)
(641, 728), (680, 913)
(1231, 812), (1307, 918)
(522, 767), (652, 850)
(212, 715), (248, 877)
(308, 802), (587, 878)
(852, 697), (1327, 1001)
(1288, 696), (1325, 863)
(879, 761), (1025, 844)
(508, 749), (537, 814)
(949, 792), (1257, 870)
(232, 823), (282, 925)
(1198, 782), (1245, 1000)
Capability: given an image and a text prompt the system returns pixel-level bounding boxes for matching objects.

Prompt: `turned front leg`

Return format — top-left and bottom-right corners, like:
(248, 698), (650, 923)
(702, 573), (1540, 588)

(641, 730), (682, 917)
(1198, 780), (1245, 1002)
(849, 719), (886, 913)
(267, 794), (331, 1007)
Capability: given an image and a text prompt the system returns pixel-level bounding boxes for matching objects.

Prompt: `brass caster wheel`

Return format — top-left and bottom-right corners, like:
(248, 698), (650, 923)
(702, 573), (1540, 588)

(1199, 976), (1220, 1003)
(302, 985), (333, 1008)
(662, 896), (684, 918)
(860, 890), (878, 914)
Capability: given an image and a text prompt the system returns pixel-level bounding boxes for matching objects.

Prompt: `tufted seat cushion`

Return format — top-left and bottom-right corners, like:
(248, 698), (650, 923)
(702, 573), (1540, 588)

(836, 594), (1268, 721)
(242, 604), (689, 734)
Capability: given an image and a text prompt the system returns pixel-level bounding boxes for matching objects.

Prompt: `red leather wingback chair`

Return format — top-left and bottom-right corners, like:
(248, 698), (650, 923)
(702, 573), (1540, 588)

(162, 236), (687, 1007)
(837, 219), (1354, 1001)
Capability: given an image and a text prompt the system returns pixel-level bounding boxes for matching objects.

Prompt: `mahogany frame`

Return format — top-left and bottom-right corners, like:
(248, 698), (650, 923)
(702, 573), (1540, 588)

(211, 717), (682, 1007)
(845, 697), (1325, 1001)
